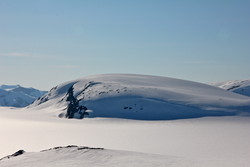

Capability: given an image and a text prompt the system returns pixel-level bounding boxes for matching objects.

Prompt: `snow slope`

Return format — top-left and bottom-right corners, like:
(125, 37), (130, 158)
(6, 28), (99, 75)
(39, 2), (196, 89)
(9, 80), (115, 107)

(29, 74), (250, 120)
(0, 146), (190, 167)
(1, 75), (250, 166)
(0, 107), (250, 167)
(211, 79), (250, 97)
(0, 85), (47, 107)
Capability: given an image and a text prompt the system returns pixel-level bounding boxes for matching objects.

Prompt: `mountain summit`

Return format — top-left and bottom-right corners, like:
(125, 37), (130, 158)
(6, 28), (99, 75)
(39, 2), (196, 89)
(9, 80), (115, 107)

(29, 74), (250, 120)
(211, 79), (250, 97)
(0, 85), (47, 107)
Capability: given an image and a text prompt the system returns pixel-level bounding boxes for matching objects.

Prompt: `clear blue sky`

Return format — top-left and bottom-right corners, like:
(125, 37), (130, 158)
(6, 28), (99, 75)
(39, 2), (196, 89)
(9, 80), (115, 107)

(0, 0), (250, 90)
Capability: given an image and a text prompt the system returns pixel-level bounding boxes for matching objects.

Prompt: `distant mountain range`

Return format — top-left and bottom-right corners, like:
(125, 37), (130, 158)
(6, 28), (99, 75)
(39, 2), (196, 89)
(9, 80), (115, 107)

(210, 79), (250, 97)
(0, 84), (47, 107)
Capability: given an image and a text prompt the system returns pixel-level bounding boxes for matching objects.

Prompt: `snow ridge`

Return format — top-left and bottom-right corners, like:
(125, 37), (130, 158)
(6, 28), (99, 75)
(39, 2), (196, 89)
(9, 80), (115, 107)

(29, 74), (250, 120)
(0, 145), (186, 167)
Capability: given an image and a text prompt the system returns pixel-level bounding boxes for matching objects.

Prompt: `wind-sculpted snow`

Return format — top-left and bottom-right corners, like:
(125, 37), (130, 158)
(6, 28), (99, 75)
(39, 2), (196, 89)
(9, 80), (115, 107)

(211, 79), (250, 97)
(0, 145), (194, 167)
(29, 74), (250, 120)
(0, 85), (47, 107)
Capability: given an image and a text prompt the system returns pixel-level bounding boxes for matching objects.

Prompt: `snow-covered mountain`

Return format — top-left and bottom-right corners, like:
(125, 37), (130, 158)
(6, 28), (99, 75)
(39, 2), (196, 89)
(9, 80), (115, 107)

(210, 79), (250, 97)
(29, 74), (250, 120)
(0, 85), (47, 107)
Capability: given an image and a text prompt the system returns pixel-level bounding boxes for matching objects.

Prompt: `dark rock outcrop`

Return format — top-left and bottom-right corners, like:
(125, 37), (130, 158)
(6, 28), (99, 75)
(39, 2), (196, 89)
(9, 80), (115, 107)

(0, 150), (25, 161)
(65, 86), (88, 119)
(41, 145), (104, 152)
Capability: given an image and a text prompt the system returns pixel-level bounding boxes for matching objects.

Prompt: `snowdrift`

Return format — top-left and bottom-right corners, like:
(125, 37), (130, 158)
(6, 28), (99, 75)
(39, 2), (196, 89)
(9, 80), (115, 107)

(29, 74), (250, 120)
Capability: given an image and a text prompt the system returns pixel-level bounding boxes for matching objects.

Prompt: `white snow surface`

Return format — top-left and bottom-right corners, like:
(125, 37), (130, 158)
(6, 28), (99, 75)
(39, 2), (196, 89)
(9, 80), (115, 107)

(29, 74), (250, 120)
(1, 75), (250, 166)
(0, 146), (189, 167)
(210, 79), (250, 97)
(0, 107), (250, 167)
(0, 84), (47, 107)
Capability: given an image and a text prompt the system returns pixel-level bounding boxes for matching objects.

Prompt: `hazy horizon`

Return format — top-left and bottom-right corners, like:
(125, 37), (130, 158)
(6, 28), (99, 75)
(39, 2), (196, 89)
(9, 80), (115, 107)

(1, 0), (250, 90)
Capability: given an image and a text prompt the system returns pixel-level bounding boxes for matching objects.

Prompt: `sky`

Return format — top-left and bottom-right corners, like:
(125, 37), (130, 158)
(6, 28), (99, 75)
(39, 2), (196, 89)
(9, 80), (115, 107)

(0, 0), (250, 90)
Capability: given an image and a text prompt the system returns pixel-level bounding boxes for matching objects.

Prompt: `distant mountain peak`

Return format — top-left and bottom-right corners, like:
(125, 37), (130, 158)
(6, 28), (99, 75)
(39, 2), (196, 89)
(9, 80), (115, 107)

(210, 79), (250, 97)
(0, 84), (47, 107)
(0, 84), (20, 90)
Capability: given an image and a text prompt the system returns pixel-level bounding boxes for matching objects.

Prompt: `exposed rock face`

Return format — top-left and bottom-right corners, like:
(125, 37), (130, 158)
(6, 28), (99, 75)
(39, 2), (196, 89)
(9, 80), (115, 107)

(65, 86), (88, 119)
(0, 150), (25, 161)
(41, 145), (104, 152)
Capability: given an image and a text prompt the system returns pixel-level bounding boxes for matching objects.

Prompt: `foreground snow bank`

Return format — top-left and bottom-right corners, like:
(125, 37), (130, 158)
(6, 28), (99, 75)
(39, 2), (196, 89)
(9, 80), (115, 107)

(1, 107), (250, 167)
(0, 145), (186, 167)
(1, 143), (249, 167)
